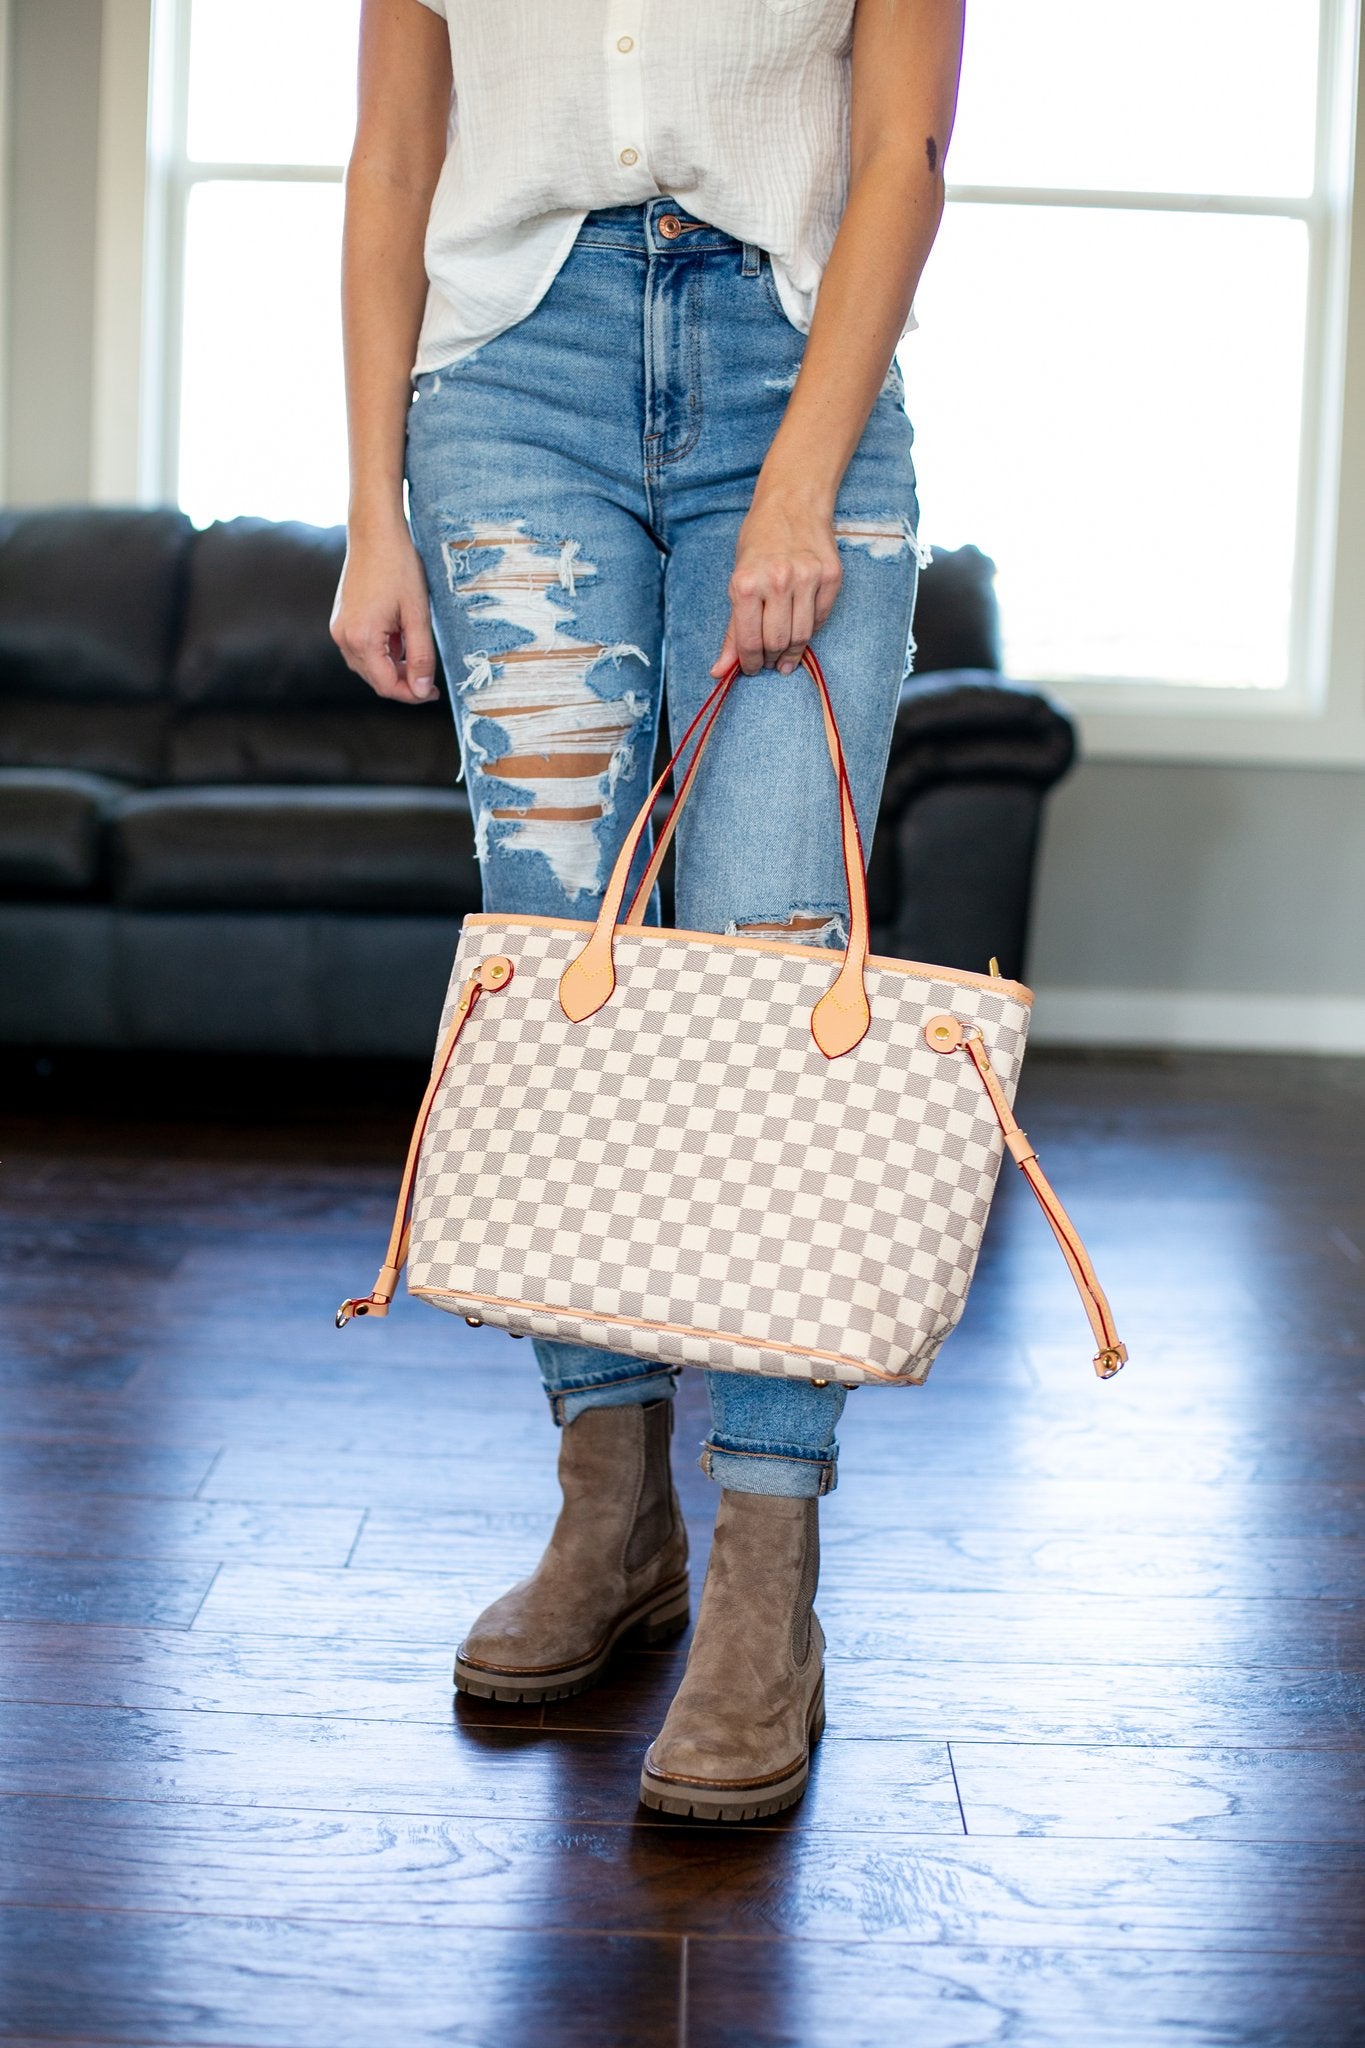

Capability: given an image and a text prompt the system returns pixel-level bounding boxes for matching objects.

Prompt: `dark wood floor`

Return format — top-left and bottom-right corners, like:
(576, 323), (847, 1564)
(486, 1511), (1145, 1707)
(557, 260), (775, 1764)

(1, 1046), (1362, 2047)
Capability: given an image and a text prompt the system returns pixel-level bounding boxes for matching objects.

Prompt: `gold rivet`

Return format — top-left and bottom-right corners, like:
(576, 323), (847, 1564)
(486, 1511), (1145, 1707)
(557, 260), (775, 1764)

(925, 1014), (963, 1053)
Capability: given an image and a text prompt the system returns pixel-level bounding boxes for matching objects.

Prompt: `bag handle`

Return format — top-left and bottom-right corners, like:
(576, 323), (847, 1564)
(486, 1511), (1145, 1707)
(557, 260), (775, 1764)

(558, 645), (873, 1057)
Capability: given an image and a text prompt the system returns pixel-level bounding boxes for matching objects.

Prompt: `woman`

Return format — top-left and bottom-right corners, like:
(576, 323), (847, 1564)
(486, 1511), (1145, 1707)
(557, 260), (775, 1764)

(332, 0), (965, 1822)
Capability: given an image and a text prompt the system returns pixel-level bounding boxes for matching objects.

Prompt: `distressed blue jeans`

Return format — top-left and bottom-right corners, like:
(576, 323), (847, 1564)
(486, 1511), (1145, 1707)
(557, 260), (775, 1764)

(406, 198), (923, 1498)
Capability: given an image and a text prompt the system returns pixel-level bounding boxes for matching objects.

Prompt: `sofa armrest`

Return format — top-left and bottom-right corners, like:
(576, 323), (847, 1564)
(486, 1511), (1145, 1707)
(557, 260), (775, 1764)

(867, 669), (1077, 980)
(881, 668), (1076, 811)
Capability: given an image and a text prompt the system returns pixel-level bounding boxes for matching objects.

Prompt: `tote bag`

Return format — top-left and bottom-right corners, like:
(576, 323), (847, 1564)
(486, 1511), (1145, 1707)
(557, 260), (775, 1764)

(339, 649), (1126, 1388)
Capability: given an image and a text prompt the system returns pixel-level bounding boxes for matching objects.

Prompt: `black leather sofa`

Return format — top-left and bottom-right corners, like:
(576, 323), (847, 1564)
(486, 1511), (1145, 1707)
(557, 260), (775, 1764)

(0, 508), (1074, 1058)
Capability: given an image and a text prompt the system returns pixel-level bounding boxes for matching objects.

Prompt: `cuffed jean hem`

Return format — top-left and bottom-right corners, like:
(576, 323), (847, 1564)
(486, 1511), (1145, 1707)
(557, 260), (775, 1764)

(699, 1439), (839, 1498)
(546, 1365), (680, 1427)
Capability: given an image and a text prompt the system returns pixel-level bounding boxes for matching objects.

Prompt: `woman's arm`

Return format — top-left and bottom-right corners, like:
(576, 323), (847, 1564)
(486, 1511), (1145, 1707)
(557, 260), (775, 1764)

(330, 0), (451, 704)
(712, 0), (966, 679)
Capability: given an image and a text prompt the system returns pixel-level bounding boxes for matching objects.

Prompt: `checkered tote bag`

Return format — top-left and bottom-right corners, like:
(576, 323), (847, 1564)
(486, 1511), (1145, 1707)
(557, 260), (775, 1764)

(339, 650), (1126, 1387)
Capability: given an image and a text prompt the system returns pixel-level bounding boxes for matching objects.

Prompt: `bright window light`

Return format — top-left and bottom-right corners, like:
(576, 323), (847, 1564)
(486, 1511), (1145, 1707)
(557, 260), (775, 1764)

(949, 0), (1320, 198)
(171, 0), (359, 528)
(178, 181), (348, 528)
(900, 0), (1329, 690)
(186, 0), (360, 166)
(906, 206), (1309, 688)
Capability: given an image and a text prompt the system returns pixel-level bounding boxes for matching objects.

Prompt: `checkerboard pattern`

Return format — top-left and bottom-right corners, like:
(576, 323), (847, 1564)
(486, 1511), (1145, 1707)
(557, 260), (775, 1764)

(406, 921), (1031, 1386)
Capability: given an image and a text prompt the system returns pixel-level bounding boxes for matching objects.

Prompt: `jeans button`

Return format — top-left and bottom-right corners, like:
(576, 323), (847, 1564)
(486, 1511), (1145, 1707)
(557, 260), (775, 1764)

(658, 213), (682, 239)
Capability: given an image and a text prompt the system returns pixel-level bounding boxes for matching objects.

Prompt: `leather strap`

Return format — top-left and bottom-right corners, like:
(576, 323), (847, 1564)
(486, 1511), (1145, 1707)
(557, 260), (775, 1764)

(336, 957), (512, 1326)
(960, 1028), (1127, 1378)
(559, 646), (872, 1057)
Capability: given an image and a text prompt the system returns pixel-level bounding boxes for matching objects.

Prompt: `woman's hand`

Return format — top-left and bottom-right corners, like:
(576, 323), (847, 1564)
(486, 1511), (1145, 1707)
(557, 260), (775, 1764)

(331, 519), (439, 704)
(711, 483), (842, 678)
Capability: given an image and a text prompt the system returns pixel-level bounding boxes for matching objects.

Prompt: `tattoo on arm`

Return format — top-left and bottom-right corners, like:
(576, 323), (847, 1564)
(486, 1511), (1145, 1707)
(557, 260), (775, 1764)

(926, 135), (939, 174)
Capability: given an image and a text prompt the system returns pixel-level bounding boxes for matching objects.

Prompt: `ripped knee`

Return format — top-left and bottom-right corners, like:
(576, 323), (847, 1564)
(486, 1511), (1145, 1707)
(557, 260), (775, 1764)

(441, 519), (652, 896)
(729, 911), (848, 948)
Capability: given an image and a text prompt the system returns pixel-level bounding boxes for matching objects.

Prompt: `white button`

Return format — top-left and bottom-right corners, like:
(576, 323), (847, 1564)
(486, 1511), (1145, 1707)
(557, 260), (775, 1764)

(619, 146), (638, 166)
(616, 35), (634, 53)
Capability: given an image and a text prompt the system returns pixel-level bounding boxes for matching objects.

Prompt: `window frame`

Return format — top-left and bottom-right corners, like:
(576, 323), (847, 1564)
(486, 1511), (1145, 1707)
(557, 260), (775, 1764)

(118, 0), (1365, 764)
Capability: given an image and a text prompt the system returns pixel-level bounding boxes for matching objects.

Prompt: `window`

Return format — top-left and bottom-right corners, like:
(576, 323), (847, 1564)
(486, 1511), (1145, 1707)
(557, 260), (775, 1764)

(147, 0), (1357, 713)
(900, 0), (1354, 696)
(149, 0), (360, 526)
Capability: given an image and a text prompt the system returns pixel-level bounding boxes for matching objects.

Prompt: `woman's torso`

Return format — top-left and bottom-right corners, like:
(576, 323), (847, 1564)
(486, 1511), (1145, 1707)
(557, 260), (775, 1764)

(411, 0), (886, 375)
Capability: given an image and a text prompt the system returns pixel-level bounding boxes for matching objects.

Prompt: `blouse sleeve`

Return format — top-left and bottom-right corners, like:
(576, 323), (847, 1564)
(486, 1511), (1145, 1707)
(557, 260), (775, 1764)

(411, 0), (446, 15)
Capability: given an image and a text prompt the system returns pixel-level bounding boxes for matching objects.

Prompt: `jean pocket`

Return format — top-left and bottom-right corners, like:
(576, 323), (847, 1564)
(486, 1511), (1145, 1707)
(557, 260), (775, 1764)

(760, 256), (795, 324)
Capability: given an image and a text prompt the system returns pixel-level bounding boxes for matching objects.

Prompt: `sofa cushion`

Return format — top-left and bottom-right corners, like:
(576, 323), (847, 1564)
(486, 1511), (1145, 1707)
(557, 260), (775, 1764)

(112, 787), (480, 913)
(0, 767), (127, 896)
(165, 703), (460, 788)
(0, 698), (168, 782)
(912, 545), (1003, 675)
(0, 507), (193, 701)
(174, 519), (382, 706)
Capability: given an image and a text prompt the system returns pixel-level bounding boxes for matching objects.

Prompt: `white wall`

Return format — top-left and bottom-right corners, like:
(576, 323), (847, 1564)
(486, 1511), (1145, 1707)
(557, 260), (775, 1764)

(1030, 759), (1365, 1051)
(2, 0), (104, 503)
(1, 0), (1362, 1050)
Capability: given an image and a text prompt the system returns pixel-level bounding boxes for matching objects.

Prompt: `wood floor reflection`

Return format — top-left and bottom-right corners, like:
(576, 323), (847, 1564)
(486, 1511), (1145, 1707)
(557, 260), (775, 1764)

(1, 1048), (1362, 2046)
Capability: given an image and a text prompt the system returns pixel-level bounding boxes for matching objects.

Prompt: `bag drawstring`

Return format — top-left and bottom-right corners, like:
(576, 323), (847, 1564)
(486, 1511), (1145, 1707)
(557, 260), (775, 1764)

(959, 1027), (1127, 1378)
(335, 955), (514, 1327)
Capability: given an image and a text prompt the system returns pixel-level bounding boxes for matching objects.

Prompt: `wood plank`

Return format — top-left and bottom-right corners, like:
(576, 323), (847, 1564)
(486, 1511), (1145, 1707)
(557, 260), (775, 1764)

(0, 1907), (681, 2048)
(189, 1565), (1365, 1669)
(0, 1703), (964, 1834)
(828, 1475), (1365, 1537)
(546, 1655), (1365, 1752)
(0, 1561), (219, 1630)
(0, 1623), (541, 1730)
(2, 1796), (1363, 1953)
(950, 1739), (1365, 1841)
(685, 1937), (1365, 2048)
(0, 1439), (220, 1498)
(3, 1626), (1361, 1750)
(0, 1497), (364, 1567)
(352, 1508), (1365, 1600)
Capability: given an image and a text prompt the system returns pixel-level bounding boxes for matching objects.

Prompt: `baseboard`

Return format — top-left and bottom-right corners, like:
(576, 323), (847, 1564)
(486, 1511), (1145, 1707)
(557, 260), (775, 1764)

(1029, 986), (1365, 1055)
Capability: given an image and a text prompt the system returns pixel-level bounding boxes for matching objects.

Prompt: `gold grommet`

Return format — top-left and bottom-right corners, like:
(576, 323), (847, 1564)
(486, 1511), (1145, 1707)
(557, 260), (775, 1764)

(924, 1013), (963, 1053)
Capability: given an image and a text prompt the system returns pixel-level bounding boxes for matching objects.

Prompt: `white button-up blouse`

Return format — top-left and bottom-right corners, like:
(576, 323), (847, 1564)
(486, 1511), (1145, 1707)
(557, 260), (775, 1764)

(409, 0), (914, 375)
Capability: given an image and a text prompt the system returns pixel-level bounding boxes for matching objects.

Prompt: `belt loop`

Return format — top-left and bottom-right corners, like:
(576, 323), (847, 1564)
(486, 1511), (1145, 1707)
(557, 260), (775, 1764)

(741, 242), (761, 278)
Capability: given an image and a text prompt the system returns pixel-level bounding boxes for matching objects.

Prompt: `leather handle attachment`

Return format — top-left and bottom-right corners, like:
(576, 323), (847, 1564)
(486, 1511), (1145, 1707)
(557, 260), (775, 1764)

(558, 646), (873, 1058)
(336, 956), (513, 1327)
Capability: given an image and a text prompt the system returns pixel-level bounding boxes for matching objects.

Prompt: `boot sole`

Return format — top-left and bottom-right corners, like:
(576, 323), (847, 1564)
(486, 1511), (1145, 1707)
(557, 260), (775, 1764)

(637, 1675), (826, 1822)
(453, 1577), (691, 1704)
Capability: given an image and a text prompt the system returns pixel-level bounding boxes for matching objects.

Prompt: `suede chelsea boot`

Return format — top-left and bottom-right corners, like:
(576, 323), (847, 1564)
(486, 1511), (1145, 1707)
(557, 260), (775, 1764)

(638, 1488), (825, 1821)
(454, 1397), (689, 1703)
